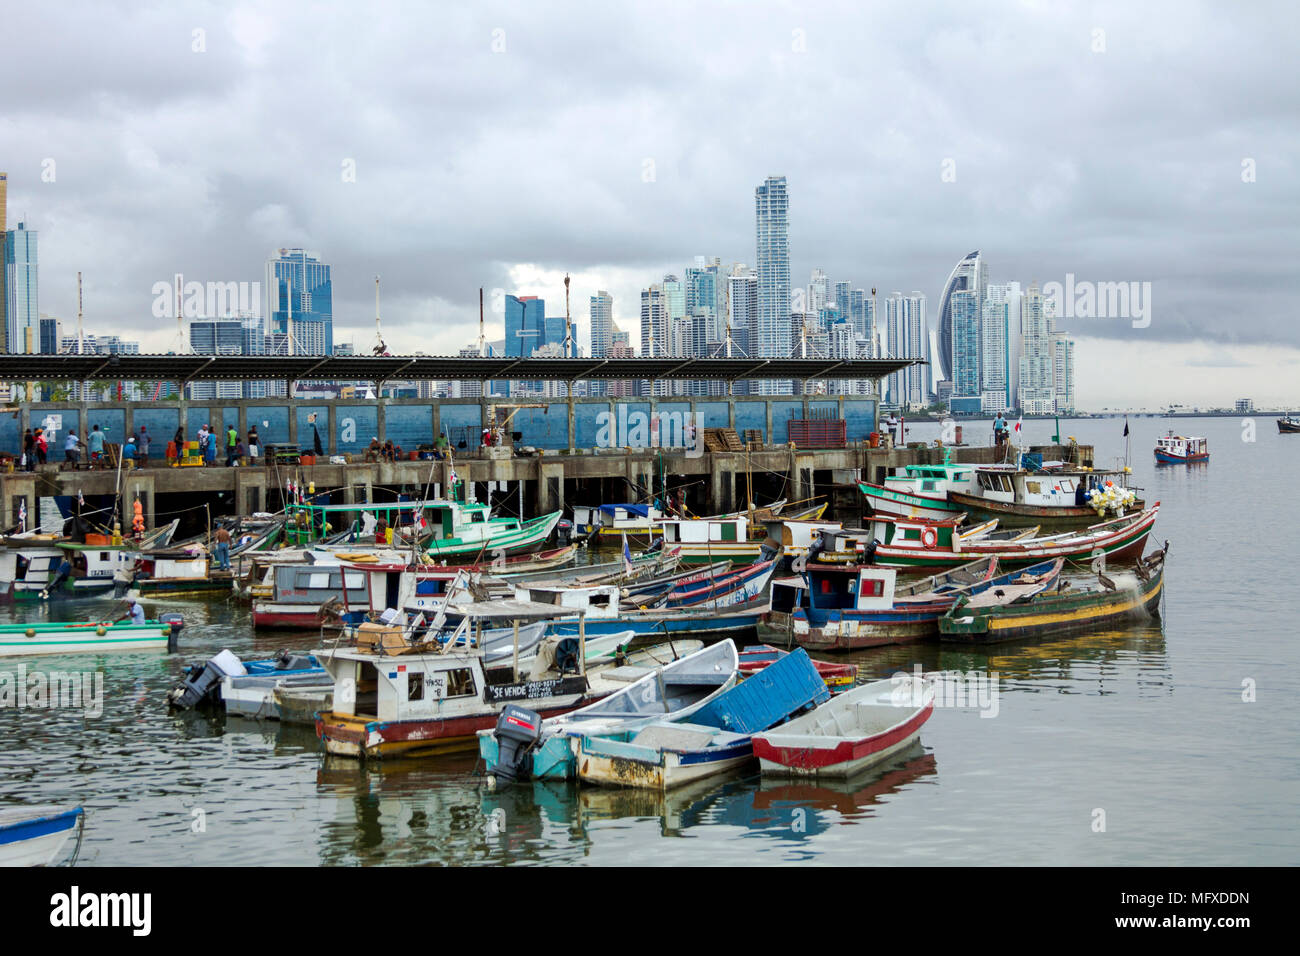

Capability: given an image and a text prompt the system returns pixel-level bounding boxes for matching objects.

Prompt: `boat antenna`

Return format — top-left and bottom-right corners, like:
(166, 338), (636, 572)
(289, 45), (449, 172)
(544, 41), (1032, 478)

(373, 275), (386, 355)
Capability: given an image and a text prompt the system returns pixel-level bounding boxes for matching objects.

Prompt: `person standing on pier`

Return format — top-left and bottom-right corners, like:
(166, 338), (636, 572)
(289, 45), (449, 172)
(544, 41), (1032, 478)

(138, 427), (150, 467)
(204, 425), (217, 466)
(87, 425), (105, 467)
(197, 424), (209, 465)
(226, 425), (238, 466)
(35, 428), (48, 466)
(247, 426), (260, 466)
(214, 524), (232, 571)
(23, 428), (35, 471)
(64, 429), (82, 469)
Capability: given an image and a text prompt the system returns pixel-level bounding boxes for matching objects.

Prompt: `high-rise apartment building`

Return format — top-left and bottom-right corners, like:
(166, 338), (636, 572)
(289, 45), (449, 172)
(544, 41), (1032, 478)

(753, 176), (791, 393)
(4, 221), (39, 354)
(937, 251), (988, 383)
(264, 248), (332, 355)
(980, 282), (1022, 413)
(589, 290), (614, 358)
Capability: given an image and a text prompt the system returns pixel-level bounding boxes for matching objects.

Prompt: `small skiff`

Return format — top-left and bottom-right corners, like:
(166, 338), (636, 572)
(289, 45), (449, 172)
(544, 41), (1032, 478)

(752, 674), (935, 778)
(0, 805), (84, 866)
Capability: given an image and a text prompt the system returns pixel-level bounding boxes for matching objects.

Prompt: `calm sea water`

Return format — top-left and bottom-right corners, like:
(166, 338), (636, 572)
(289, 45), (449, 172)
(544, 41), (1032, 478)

(2, 415), (1296, 866)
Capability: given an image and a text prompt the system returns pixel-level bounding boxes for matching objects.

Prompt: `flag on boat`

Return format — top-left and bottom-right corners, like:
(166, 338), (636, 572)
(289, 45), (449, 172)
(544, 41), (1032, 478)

(77, 489), (84, 509)
(622, 533), (633, 577)
(1123, 418), (1129, 437)
(1014, 418), (1023, 434)
(18, 499), (26, 532)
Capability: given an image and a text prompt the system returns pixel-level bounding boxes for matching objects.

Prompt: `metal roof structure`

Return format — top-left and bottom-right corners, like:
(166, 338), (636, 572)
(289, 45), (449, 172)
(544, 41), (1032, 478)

(0, 354), (922, 383)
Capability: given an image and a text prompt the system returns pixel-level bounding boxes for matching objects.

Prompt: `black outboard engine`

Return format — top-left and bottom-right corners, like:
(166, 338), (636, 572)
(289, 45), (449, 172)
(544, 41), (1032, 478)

(491, 705), (543, 785)
(161, 613), (185, 653)
(166, 646), (235, 712)
(555, 519), (573, 546)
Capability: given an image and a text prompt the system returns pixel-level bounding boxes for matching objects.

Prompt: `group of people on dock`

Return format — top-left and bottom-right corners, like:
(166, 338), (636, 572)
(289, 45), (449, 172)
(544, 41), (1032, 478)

(23, 424), (148, 472)
(163, 425), (262, 467)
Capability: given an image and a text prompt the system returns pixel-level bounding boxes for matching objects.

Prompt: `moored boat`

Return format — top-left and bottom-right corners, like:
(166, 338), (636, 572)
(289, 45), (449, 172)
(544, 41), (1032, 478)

(0, 806), (85, 866)
(1278, 415), (1300, 434)
(573, 648), (832, 790)
(938, 544), (1169, 644)
(1154, 433), (1208, 464)
(753, 674), (934, 778)
(738, 644), (857, 690)
(0, 614), (184, 657)
(946, 464), (1143, 530)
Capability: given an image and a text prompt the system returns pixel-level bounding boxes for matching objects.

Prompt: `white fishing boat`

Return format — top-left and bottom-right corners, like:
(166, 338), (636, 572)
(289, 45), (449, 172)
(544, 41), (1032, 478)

(0, 805), (85, 866)
(753, 674), (935, 778)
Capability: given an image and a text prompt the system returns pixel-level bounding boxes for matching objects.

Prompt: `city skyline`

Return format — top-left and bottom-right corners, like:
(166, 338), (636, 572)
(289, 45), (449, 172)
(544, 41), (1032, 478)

(1, 2), (1296, 406)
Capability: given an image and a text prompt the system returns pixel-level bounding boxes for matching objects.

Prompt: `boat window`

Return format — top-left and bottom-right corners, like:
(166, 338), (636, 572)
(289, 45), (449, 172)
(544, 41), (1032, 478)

(100, 552), (109, 561)
(344, 572), (365, 588)
(445, 668), (476, 698)
(308, 572), (331, 589)
(1026, 481), (1041, 494)
(922, 481), (936, 491)
(1059, 479), (1074, 492)
(859, 578), (884, 598)
(408, 673), (425, 701)
(472, 512), (484, 522)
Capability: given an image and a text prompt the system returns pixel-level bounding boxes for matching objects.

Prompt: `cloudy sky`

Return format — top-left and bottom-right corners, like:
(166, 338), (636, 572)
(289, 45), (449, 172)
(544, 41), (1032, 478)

(3, 1), (1296, 407)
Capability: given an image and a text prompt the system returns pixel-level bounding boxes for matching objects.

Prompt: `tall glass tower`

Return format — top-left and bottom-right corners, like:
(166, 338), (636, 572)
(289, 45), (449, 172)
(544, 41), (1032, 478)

(263, 248), (333, 355)
(936, 251), (988, 383)
(4, 221), (39, 354)
(753, 175), (791, 394)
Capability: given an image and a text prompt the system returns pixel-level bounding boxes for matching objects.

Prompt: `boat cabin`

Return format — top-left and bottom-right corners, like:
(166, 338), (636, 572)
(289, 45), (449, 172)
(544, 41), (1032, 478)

(1155, 434), (1208, 461)
(659, 516), (749, 545)
(512, 582), (622, 619)
(883, 461), (979, 496)
(273, 560), (371, 607)
(572, 503), (664, 537)
(771, 564), (901, 618)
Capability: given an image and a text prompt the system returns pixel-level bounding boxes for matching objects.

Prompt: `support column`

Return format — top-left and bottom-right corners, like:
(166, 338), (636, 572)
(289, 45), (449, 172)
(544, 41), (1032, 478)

(327, 404), (338, 455)
(377, 402), (387, 444)
(287, 406), (298, 451)
(128, 473), (156, 529)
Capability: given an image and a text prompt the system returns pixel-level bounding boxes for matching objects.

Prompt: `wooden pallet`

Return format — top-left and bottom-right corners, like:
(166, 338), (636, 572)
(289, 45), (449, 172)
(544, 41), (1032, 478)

(703, 428), (745, 453)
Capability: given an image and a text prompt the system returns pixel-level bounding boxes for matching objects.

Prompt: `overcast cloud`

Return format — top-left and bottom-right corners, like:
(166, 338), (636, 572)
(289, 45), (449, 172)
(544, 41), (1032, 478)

(2, 0), (1296, 405)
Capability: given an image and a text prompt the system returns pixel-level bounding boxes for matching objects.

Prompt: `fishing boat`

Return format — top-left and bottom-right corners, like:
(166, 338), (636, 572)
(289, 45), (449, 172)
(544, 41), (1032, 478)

(947, 465), (1144, 530)
(252, 559), (375, 629)
(0, 806), (84, 866)
(118, 548), (234, 595)
(664, 558), (777, 609)
(314, 599), (628, 759)
(0, 545), (67, 601)
(167, 648), (327, 717)
(0, 614), (184, 657)
(753, 673), (934, 778)
(839, 506), (1160, 571)
(479, 640), (740, 784)
(660, 515), (839, 565)
(938, 544), (1169, 644)
(772, 558), (1062, 650)
(1278, 415), (1300, 434)
(283, 498), (562, 559)
(574, 648), (832, 790)
(811, 516), (1027, 566)
(738, 644), (857, 690)
(858, 456), (977, 521)
(14, 541), (138, 601)
(1154, 433), (1208, 464)
(571, 503), (668, 547)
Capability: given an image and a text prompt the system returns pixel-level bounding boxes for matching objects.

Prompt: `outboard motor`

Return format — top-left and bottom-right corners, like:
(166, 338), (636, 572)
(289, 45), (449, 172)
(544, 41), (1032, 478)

(490, 705), (543, 785)
(555, 519), (573, 546)
(160, 613), (185, 653)
(166, 647), (238, 712)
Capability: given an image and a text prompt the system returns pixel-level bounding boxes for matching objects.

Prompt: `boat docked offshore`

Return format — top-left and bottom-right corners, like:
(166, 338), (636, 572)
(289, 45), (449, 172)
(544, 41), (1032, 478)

(769, 556), (1060, 650)
(660, 514), (840, 565)
(252, 559), (374, 629)
(118, 548), (234, 595)
(945, 465), (1144, 530)
(0, 806), (85, 866)
(0, 614), (185, 657)
(834, 506), (1160, 571)
(314, 599), (631, 759)
(572, 648), (832, 791)
(938, 544), (1169, 644)
(1154, 433), (1209, 464)
(663, 558), (777, 609)
(571, 503), (668, 547)
(753, 674), (934, 778)
(1278, 415), (1300, 434)
(479, 640), (740, 784)
(0, 544), (67, 601)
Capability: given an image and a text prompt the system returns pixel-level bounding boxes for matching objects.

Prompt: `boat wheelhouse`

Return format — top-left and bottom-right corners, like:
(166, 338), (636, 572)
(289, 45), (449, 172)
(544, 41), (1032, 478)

(0, 546), (67, 601)
(1154, 433), (1208, 464)
(252, 559), (375, 629)
(858, 453), (979, 521)
(1279, 415), (1300, 434)
(123, 549), (233, 595)
(947, 465), (1143, 529)
(572, 503), (667, 547)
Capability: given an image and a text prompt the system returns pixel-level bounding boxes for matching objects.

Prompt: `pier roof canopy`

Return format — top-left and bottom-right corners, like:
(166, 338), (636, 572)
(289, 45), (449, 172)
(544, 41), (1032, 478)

(0, 354), (922, 383)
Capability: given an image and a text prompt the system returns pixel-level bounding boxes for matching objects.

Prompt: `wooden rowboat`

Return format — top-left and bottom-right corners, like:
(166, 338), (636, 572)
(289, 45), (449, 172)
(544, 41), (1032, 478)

(0, 806), (84, 866)
(753, 674), (934, 778)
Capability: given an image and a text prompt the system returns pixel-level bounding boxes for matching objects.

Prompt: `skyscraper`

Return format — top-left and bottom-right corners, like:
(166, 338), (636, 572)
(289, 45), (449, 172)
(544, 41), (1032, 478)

(504, 295), (546, 357)
(980, 282), (1022, 413)
(0, 172), (7, 352)
(936, 251), (988, 383)
(589, 290), (614, 358)
(264, 248), (333, 355)
(901, 292), (928, 407)
(4, 221), (39, 354)
(1017, 281), (1056, 413)
(753, 176), (791, 393)
(726, 269), (757, 356)
(951, 289), (981, 397)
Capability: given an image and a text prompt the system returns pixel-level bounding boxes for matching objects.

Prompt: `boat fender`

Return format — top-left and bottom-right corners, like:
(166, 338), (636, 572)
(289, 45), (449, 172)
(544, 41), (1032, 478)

(25, 628), (35, 638)
(96, 626), (107, 636)
(921, 527), (938, 549)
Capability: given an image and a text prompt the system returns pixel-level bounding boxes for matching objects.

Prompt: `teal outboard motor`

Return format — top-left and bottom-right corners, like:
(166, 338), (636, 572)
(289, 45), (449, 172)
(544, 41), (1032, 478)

(491, 705), (542, 784)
